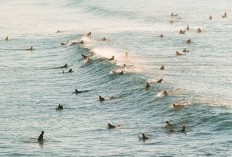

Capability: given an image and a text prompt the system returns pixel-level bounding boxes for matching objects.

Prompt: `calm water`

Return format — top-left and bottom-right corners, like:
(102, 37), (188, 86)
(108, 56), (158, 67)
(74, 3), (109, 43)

(0, 0), (232, 156)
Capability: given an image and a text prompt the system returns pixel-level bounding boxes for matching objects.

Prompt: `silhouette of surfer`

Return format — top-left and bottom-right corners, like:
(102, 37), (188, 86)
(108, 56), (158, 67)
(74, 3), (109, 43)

(157, 78), (163, 83)
(68, 69), (73, 73)
(26, 46), (33, 51)
(141, 133), (148, 140)
(99, 96), (105, 102)
(82, 54), (89, 60)
(38, 131), (44, 142)
(160, 65), (165, 70)
(173, 104), (184, 109)
(59, 64), (68, 68)
(145, 83), (151, 89)
(56, 104), (63, 110)
(108, 123), (116, 129)
(179, 126), (186, 133)
(87, 32), (91, 37)
(72, 89), (89, 94)
(109, 56), (114, 61)
(186, 39), (191, 44)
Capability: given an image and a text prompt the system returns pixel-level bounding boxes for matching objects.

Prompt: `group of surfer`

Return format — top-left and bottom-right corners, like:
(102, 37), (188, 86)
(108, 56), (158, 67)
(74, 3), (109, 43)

(4, 36), (34, 51)
(141, 11), (229, 139)
(4, 11), (226, 143)
(38, 27), (190, 142)
(80, 30), (190, 140)
(157, 11), (228, 138)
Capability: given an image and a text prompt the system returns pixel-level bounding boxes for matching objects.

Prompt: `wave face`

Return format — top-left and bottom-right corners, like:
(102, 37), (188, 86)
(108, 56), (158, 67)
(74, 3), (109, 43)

(0, 0), (231, 156)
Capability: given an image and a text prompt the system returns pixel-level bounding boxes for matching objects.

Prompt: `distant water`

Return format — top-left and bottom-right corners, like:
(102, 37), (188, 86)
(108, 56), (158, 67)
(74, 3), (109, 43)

(0, 0), (232, 156)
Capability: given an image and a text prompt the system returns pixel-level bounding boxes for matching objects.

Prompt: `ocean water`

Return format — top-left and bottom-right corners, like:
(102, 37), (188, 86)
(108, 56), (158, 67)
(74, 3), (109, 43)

(0, 0), (232, 156)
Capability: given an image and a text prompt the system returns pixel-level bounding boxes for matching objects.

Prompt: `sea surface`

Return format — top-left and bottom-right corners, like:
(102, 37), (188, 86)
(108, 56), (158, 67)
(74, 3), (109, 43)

(0, 0), (232, 156)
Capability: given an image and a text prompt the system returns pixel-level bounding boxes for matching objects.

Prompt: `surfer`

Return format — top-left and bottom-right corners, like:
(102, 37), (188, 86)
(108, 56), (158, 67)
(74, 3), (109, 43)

(68, 69), (73, 73)
(209, 15), (212, 20)
(165, 121), (175, 132)
(179, 29), (185, 34)
(222, 12), (227, 18)
(173, 104), (184, 109)
(26, 46), (33, 51)
(180, 126), (186, 133)
(79, 40), (84, 44)
(159, 34), (164, 37)
(160, 65), (164, 70)
(108, 123), (116, 129)
(141, 133), (148, 140)
(99, 96), (105, 102)
(186, 39), (191, 44)
(197, 28), (202, 33)
(38, 131), (44, 142)
(165, 121), (173, 128)
(176, 51), (183, 56)
(183, 48), (189, 53)
(102, 37), (107, 41)
(68, 40), (84, 46)
(72, 89), (89, 94)
(163, 90), (168, 96)
(59, 64), (68, 68)
(5, 36), (9, 41)
(119, 71), (124, 75)
(145, 83), (151, 89)
(186, 25), (190, 31)
(82, 54), (89, 60)
(86, 32), (91, 37)
(56, 104), (63, 110)
(157, 78), (163, 83)
(109, 56), (114, 61)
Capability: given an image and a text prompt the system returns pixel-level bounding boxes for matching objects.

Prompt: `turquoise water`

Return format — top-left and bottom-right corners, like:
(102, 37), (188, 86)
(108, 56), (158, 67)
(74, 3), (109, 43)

(0, 0), (232, 156)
